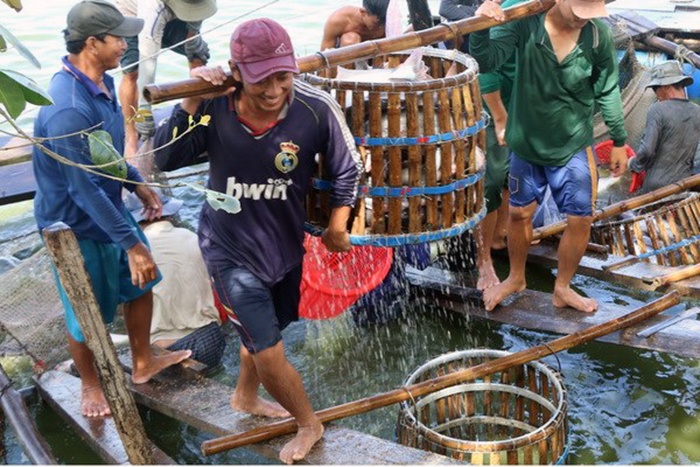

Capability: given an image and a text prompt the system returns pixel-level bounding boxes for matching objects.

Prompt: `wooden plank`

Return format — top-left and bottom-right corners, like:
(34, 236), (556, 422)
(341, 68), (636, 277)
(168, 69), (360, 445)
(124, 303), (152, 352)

(34, 371), (172, 465)
(405, 266), (700, 359)
(526, 242), (700, 298)
(115, 353), (461, 465)
(0, 161), (36, 206)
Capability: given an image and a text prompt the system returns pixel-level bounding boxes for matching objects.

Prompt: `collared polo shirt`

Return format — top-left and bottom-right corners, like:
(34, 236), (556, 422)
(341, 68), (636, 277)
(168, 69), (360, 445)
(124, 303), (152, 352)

(33, 56), (144, 250)
(471, 13), (627, 166)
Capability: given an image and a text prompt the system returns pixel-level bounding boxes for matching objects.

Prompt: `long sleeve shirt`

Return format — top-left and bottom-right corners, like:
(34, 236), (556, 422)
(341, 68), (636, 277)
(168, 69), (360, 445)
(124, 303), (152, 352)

(154, 80), (361, 286)
(629, 98), (700, 193)
(470, 14), (627, 166)
(33, 57), (144, 250)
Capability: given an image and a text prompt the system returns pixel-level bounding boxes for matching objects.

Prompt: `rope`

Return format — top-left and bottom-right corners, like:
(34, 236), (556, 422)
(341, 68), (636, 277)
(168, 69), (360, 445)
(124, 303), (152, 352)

(541, 343), (562, 375)
(674, 44), (694, 64)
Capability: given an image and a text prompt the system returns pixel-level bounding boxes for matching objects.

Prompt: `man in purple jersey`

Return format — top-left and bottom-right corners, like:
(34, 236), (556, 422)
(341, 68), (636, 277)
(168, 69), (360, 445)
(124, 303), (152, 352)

(154, 18), (360, 464)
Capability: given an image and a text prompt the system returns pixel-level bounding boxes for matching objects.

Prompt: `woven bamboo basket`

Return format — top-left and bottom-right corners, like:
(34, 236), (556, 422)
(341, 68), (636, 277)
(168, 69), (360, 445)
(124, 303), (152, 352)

(590, 192), (700, 266)
(303, 47), (486, 247)
(396, 349), (568, 465)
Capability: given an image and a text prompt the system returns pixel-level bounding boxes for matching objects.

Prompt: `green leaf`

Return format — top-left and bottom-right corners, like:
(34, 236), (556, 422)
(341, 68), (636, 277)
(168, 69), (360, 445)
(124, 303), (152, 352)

(0, 71), (26, 118)
(0, 24), (40, 68)
(88, 130), (127, 178)
(0, 35), (6, 53)
(0, 70), (52, 106)
(1, 0), (23, 12)
(184, 182), (241, 214)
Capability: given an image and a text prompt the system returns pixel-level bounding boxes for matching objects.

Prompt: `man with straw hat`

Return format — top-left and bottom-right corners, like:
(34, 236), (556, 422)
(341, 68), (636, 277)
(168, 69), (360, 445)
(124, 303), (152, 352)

(469, 0), (627, 313)
(628, 60), (700, 194)
(153, 18), (361, 464)
(33, 0), (191, 418)
(116, 0), (217, 158)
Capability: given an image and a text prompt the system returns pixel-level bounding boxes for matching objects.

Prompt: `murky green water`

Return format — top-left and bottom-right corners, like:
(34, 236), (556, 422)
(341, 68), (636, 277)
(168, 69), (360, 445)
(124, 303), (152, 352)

(2, 1), (700, 464)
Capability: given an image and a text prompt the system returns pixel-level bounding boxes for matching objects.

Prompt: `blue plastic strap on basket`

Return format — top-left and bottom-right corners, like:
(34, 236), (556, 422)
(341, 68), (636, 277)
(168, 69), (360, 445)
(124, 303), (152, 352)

(354, 117), (486, 147)
(313, 170), (483, 198)
(634, 232), (700, 260)
(304, 205), (486, 247)
(555, 434), (571, 464)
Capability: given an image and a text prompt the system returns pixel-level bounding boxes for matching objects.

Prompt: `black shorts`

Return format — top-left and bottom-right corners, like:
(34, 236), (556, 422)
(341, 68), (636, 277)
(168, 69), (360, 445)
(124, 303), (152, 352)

(210, 264), (301, 354)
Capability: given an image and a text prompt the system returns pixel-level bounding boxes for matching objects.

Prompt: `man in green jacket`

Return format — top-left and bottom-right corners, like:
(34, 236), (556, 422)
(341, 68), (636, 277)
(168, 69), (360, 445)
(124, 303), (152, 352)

(470, 0), (628, 312)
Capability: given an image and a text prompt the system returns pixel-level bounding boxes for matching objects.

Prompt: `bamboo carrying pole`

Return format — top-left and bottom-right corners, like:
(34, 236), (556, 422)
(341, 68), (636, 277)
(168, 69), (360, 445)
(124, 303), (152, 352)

(647, 263), (700, 290)
(201, 291), (680, 456)
(143, 0), (555, 104)
(533, 174), (700, 241)
(42, 223), (159, 465)
(0, 365), (56, 464)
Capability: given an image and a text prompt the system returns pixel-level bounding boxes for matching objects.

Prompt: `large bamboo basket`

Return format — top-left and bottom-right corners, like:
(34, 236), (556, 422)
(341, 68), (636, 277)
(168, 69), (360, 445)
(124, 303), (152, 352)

(302, 47), (486, 247)
(396, 349), (569, 465)
(590, 192), (700, 266)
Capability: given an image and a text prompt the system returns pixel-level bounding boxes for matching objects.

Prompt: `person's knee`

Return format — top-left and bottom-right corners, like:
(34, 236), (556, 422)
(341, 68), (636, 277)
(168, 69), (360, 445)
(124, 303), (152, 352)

(566, 214), (593, 230)
(339, 32), (362, 47)
(509, 203), (536, 222)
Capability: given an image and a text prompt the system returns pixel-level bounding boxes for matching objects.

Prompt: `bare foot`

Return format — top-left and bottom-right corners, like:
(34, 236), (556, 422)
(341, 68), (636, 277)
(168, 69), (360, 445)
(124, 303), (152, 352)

(483, 277), (526, 311)
(476, 262), (500, 291)
(552, 285), (598, 312)
(230, 393), (291, 418)
(81, 384), (111, 417)
(131, 349), (192, 384)
(279, 422), (324, 464)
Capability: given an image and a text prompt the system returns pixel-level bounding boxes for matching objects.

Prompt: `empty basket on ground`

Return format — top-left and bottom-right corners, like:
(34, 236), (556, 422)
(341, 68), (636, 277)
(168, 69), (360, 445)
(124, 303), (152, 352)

(396, 349), (568, 465)
(303, 47), (486, 247)
(590, 192), (700, 266)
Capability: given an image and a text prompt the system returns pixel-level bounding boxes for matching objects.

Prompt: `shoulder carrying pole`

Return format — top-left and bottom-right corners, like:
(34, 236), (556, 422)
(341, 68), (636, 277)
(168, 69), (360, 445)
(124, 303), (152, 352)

(201, 291), (679, 456)
(143, 0), (555, 104)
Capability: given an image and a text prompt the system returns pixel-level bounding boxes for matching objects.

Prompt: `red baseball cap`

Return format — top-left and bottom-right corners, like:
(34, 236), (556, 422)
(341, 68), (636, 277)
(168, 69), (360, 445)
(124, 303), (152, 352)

(230, 18), (299, 83)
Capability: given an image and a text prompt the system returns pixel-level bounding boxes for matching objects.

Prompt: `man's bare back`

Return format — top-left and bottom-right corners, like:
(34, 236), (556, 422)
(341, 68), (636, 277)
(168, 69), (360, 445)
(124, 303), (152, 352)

(320, 5), (385, 50)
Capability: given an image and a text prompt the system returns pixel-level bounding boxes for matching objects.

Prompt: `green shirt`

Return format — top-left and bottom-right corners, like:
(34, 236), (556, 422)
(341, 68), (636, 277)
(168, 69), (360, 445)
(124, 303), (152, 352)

(470, 13), (627, 166)
(477, 0), (521, 110)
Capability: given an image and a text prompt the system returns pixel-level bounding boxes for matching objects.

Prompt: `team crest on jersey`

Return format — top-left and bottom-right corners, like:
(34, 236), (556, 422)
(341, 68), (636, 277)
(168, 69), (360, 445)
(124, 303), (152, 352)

(275, 141), (299, 174)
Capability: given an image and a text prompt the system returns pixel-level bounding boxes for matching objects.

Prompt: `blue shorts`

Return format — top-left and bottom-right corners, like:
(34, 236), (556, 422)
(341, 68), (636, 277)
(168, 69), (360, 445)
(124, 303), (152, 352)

(210, 264), (301, 354)
(509, 147), (598, 217)
(53, 213), (162, 343)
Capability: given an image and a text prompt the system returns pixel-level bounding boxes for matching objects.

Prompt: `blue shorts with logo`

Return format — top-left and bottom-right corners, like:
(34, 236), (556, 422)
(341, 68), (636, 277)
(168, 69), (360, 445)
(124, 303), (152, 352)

(509, 146), (598, 217)
(53, 212), (162, 343)
(210, 264), (301, 354)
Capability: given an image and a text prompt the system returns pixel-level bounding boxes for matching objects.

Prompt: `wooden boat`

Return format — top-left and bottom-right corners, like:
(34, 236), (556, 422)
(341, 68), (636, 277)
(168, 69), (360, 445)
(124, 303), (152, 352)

(35, 354), (459, 465)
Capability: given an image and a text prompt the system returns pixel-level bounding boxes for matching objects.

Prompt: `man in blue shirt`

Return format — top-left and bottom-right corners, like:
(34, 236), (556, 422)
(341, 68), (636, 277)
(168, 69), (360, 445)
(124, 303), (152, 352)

(33, 0), (191, 418)
(154, 18), (360, 464)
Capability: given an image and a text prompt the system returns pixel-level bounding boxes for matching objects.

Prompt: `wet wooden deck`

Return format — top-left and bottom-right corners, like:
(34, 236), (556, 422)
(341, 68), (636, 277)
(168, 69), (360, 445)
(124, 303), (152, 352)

(35, 362), (459, 465)
(406, 265), (700, 359)
(526, 241), (700, 298)
(34, 371), (174, 464)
